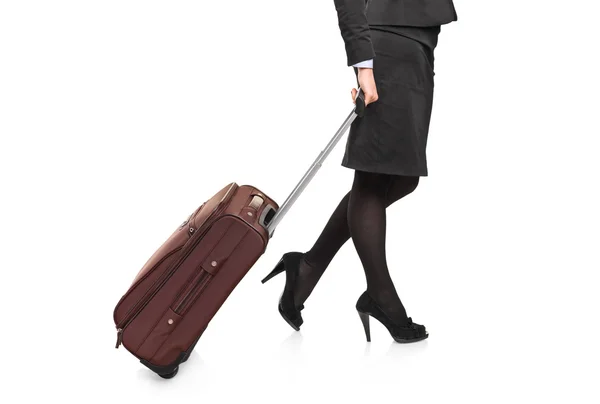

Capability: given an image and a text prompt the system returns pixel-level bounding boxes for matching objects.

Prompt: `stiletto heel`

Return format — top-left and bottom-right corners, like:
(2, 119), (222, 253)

(262, 252), (306, 330)
(261, 259), (285, 284)
(358, 311), (371, 342)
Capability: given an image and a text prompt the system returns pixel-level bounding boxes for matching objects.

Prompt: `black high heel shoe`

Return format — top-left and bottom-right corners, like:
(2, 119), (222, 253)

(356, 291), (428, 343)
(261, 251), (305, 331)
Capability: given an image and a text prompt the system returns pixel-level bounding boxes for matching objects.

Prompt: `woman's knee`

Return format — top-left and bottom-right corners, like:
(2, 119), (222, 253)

(386, 175), (420, 204)
(405, 176), (420, 195)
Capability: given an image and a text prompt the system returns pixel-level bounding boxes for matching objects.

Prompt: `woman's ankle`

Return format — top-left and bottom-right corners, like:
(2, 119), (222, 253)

(293, 254), (325, 307)
(367, 288), (409, 325)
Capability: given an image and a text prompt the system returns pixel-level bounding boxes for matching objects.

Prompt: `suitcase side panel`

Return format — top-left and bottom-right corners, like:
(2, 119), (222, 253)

(120, 214), (237, 354)
(149, 218), (265, 366)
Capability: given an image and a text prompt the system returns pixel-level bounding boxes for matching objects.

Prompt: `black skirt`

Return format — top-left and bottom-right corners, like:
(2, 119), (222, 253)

(341, 25), (440, 177)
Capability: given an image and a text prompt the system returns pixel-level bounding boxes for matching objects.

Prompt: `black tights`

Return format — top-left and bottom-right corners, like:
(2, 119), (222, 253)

(295, 170), (420, 325)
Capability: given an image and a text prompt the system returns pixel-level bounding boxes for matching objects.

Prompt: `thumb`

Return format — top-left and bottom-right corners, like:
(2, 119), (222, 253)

(351, 88), (357, 103)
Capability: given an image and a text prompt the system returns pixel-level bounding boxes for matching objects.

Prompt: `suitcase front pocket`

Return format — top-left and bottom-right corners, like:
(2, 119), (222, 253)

(170, 217), (251, 316)
(172, 268), (213, 316)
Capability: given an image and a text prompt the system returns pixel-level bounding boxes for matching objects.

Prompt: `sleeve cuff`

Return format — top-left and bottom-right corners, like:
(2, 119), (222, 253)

(352, 59), (373, 69)
(346, 40), (376, 66)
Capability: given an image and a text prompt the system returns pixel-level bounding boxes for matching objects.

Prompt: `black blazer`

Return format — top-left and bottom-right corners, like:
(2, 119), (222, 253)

(334, 0), (458, 65)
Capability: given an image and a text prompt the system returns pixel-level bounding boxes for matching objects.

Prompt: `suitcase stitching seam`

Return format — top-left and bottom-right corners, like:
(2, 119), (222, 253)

(171, 266), (204, 309)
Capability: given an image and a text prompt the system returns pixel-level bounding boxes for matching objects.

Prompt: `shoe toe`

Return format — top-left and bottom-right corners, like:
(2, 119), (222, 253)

(407, 320), (426, 339)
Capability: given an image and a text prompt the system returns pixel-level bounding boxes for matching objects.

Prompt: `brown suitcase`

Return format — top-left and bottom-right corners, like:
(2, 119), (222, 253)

(112, 91), (366, 379)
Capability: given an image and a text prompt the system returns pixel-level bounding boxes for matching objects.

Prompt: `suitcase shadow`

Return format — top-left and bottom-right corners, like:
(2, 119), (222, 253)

(135, 351), (205, 382)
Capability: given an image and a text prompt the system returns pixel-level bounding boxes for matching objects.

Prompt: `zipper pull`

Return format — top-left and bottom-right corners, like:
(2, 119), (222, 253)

(115, 328), (123, 349)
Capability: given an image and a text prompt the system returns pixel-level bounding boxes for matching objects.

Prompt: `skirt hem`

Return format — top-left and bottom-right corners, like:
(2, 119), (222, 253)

(340, 160), (428, 177)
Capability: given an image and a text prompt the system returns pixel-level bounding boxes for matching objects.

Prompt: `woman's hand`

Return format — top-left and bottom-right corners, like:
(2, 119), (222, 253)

(352, 68), (378, 106)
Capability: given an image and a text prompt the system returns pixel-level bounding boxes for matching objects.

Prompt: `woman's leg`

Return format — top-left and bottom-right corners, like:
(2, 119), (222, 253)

(293, 171), (419, 317)
(347, 170), (415, 324)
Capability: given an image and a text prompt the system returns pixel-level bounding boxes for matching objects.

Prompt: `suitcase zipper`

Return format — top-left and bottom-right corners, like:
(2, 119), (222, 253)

(115, 328), (123, 348)
(115, 184), (238, 349)
(172, 270), (212, 315)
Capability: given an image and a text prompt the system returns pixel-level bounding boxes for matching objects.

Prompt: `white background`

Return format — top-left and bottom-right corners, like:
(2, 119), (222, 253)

(1, 1), (599, 403)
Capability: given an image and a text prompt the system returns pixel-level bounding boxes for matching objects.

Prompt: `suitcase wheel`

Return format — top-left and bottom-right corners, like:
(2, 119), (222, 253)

(158, 366), (179, 379)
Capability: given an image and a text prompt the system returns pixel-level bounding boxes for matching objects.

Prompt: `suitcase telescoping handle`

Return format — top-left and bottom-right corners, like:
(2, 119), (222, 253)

(265, 88), (366, 238)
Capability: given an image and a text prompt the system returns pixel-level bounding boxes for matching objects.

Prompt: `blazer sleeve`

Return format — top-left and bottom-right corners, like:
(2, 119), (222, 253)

(333, 0), (375, 66)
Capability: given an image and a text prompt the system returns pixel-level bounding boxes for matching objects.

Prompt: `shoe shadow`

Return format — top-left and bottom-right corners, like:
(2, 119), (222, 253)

(279, 330), (304, 353)
(384, 338), (429, 358)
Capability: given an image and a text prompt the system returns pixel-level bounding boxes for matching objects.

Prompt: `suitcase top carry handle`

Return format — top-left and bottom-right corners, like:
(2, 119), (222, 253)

(266, 88), (365, 237)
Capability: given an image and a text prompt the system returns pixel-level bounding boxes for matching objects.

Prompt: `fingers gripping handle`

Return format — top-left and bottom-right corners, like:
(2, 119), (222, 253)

(354, 87), (366, 118)
(265, 88), (365, 237)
